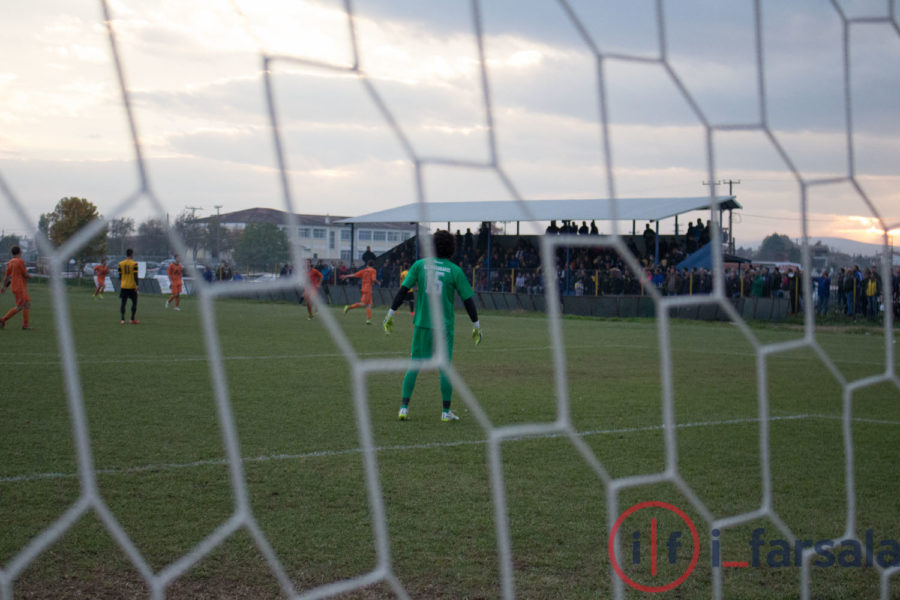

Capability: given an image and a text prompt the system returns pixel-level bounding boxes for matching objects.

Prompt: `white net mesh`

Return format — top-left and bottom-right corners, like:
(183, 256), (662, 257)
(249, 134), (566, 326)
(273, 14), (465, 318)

(1, 1), (899, 599)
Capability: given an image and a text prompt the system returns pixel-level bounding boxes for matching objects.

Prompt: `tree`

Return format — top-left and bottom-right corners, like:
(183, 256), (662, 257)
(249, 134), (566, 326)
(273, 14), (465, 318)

(109, 217), (135, 256)
(232, 223), (289, 272)
(0, 234), (20, 256)
(37, 214), (51, 239)
(135, 218), (169, 259)
(757, 233), (800, 262)
(41, 197), (107, 270)
(173, 210), (204, 264)
(205, 219), (236, 263)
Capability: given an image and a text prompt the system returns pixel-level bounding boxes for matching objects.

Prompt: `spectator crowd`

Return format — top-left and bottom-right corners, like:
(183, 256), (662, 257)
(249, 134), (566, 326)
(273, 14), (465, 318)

(267, 221), (899, 323)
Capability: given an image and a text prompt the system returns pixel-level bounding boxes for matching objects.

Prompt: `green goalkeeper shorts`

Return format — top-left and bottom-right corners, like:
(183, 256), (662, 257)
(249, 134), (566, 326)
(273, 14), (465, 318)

(410, 326), (454, 360)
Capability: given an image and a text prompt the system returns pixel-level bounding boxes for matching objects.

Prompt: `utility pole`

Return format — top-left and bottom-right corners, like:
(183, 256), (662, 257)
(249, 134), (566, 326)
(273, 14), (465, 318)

(722, 179), (740, 196)
(185, 206), (203, 265)
(703, 179), (741, 254)
(213, 205), (223, 263)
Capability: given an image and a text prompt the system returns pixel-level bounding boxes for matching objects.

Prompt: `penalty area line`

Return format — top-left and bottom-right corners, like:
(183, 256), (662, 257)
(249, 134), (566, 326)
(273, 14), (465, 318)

(5, 413), (892, 484)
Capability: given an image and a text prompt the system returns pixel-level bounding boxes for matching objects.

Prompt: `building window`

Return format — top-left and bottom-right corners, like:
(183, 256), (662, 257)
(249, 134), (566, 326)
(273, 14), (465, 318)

(358, 230), (372, 241)
(341, 250), (352, 261)
(299, 228), (310, 238)
(313, 228), (326, 239)
(373, 230), (386, 241)
(340, 229), (351, 241)
(329, 230), (335, 249)
(401, 232), (412, 240)
(387, 231), (400, 242)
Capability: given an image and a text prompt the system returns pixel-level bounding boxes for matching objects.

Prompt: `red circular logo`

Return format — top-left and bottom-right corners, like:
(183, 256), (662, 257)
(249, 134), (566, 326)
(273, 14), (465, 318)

(608, 501), (700, 593)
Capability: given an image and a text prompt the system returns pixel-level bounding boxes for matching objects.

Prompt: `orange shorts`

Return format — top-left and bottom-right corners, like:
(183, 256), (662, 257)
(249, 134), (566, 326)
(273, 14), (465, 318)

(360, 291), (373, 305)
(13, 289), (30, 307)
(170, 282), (183, 294)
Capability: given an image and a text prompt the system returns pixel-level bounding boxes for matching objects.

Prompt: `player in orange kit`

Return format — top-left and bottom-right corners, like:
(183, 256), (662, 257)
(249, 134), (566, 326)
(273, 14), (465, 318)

(92, 258), (110, 299)
(165, 255), (184, 311)
(303, 259), (323, 320)
(340, 260), (380, 324)
(0, 246), (33, 330)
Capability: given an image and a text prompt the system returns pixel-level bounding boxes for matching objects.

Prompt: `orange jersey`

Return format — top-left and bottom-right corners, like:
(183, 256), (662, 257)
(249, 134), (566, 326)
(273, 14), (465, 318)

(167, 262), (183, 284)
(4, 257), (28, 293)
(94, 264), (110, 282)
(308, 268), (323, 290)
(350, 267), (378, 293)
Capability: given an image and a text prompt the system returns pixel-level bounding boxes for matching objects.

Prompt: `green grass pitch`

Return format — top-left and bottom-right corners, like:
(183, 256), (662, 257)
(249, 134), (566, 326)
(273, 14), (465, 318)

(1, 281), (898, 599)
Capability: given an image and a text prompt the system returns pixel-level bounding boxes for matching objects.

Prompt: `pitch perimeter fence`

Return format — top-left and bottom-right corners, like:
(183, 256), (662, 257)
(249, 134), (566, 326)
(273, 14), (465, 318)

(223, 284), (791, 322)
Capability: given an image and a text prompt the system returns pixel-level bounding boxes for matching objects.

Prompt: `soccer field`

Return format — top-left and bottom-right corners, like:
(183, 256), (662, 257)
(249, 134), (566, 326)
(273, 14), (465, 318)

(1, 282), (898, 599)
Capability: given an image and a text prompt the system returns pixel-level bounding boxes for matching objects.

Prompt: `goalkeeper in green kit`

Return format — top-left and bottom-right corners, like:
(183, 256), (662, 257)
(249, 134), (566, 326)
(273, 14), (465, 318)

(383, 230), (482, 422)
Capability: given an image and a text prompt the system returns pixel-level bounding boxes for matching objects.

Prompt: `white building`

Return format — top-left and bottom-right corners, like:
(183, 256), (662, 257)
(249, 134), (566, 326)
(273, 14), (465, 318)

(206, 207), (415, 263)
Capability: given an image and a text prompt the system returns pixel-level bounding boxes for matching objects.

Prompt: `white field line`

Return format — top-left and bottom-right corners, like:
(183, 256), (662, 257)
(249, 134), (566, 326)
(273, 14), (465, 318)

(3, 413), (897, 485)
(2, 340), (889, 366)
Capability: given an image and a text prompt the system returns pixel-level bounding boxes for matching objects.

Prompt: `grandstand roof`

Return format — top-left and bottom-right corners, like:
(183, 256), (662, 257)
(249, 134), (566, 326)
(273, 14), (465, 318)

(199, 207), (413, 230)
(337, 196), (740, 224)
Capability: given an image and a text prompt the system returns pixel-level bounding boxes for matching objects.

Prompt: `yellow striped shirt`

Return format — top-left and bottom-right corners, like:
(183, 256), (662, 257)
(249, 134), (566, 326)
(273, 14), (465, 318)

(118, 259), (139, 290)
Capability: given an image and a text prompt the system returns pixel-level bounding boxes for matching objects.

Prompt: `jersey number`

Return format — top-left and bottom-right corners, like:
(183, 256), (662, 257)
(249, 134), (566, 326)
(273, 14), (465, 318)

(426, 269), (443, 294)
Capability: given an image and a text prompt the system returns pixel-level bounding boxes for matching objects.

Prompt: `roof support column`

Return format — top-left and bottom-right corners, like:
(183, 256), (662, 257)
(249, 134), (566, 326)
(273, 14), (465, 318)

(655, 220), (660, 266)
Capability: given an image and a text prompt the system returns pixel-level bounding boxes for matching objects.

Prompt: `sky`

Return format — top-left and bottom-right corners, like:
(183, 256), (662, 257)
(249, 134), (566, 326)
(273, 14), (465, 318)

(2, 0), (899, 250)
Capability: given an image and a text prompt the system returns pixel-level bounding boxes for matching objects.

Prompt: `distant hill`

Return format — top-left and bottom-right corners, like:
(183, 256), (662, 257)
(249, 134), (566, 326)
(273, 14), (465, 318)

(744, 236), (891, 257)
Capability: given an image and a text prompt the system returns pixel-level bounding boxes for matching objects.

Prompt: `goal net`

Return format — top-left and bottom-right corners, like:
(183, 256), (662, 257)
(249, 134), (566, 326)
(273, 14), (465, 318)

(1, 1), (898, 599)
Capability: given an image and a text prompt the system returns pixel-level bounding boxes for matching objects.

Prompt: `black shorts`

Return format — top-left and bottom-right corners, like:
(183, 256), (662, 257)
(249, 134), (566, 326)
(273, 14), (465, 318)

(120, 288), (138, 302)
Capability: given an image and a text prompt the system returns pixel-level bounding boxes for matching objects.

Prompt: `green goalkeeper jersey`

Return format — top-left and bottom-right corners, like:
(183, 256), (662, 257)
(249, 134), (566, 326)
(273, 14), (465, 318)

(402, 257), (473, 334)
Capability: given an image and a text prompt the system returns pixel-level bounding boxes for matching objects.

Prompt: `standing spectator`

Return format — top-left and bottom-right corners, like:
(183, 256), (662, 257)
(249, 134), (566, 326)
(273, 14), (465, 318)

(865, 269), (880, 320)
(316, 260), (332, 301)
(362, 245), (376, 264)
(787, 270), (799, 313)
(515, 271), (527, 294)
(836, 268), (847, 314)
(665, 265), (680, 296)
(118, 248), (140, 324)
(0, 245), (32, 330)
(725, 268), (740, 298)
(380, 258), (393, 288)
(578, 221), (589, 235)
(336, 261), (349, 283)
(341, 260), (380, 324)
(464, 228), (474, 258)
(642, 223), (656, 258)
(93, 258), (110, 299)
(894, 267), (900, 319)
(751, 269), (765, 297)
(814, 269), (831, 318)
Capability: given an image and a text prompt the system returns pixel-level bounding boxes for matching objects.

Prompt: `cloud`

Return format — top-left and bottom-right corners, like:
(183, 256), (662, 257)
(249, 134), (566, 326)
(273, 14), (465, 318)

(4, 0), (899, 248)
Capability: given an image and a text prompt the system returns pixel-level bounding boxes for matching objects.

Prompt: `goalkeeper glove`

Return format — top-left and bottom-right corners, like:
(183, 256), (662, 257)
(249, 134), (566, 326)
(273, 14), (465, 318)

(383, 309), (395, 334)
(472, 321), (482, 346)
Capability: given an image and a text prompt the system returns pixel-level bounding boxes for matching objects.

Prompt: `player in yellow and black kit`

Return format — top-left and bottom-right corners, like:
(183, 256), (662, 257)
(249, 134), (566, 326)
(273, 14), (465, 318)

(399, 264), (415, 316)
(118, 248), (140, 324)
